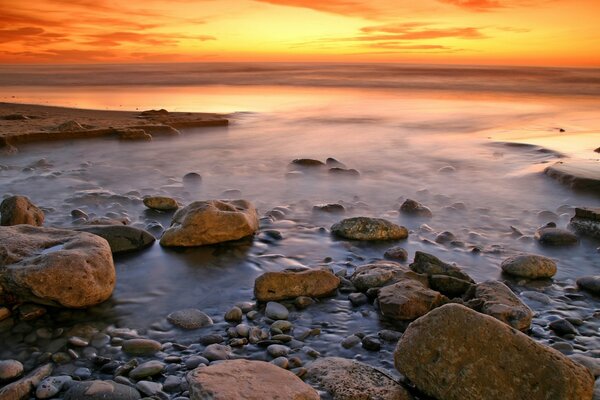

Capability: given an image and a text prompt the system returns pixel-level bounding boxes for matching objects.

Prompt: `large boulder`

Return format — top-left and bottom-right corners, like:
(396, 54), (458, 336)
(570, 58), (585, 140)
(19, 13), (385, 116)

(160, 200), (259, 247)
(254, 269), (340, 302)
(331, 217), (408, 241)
(378, 279), (447, 320)
(394, 304), (594, 400)
(0, 225), (115, 308)
(74, 225), (155, 254)
(350, 262), (427, 292)
(306, 357), (413, 400)
(500, 254), (557, 279)
(473, 280), (533, 331)
(0, 196), (44, 226)
(409, 251), (473, 283)
(187, 359), (319, 400)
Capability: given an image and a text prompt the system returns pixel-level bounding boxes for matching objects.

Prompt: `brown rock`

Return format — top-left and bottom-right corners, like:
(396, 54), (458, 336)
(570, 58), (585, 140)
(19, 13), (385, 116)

(143, 196), (179, 211)
(473, 280), (533, 331)
(399, 199), (432, 218)
(0, 363), (53, 400)
(500, 254), (557, 279)
(378, 279), (447, 320)
(331, 217), (408, 241)
(394, 304), (594, 400)
(409, 251), (473, 283)
(254, 269), (340, 302)
(160, 200), (259, 247)
(0, 225), (115, 308)
(350, 262), (427, 292)
(0, 196), (44, 226)
(187, 359), (319, 400)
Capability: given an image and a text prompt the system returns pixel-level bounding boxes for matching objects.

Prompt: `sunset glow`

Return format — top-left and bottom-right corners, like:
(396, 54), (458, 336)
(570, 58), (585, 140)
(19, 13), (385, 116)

(1, 0), (599, 66)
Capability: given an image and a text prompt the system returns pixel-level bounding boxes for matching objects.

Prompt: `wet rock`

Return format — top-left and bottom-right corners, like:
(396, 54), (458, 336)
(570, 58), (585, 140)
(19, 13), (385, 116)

(254, 269), (340, 301)
(473, 280), (533, 331)
(36, 376), (73, 399)
(129, 360), (165, 380)
(167, 308), (213, 329)
(549, 319), (578, 336)
(534, 225), (578, 246)
(331, 217), (408, 241)
(294, 296), (315, 309)
(394, 304), (594, 400)
(182, 172), (202, 183)
(377, 279), (447, 320)
(399, 199), (432, 218)
(569, 354), (600, 377)
(306, 357), (413, 400)
(544, 160), (600, 194)
(570, 207), (600, 239)
(135, 380), (163, 397)
(160, 200), (259, 247)
(361, 336), (381, 351)
(328, 167), (360, 177)
(224, 306), (243, 323)
(378, 329), (403, 343)
(348, 292), (368, 306)
(18, 303), (46, 320)
(428, 274), (473, 298)
(0, 363), (52, 400)
(121, 339), (162, 356)
(57, 120), (85, 131)
(0, 359), (23, 380)
(409, 251), (474, 283)
(64, 380), (141, 400)
(350, 261), (427, 292)
(383, 246), (408, 261)
(341, 335), (361, 349)
(143, 196), (179, 211)
(187, 359), (319, 400)
(577, 276), (600, 295)
(267, 344), (290, 357)
(290, 159), (325, 168)
(74, 225), (155, 254)
(0, 196), (44, 226)
(0, 307), (10, 321)
(434, 231), (456, 244)
(163, 375), (182, 392)
(202, 344), (231, 361)
(500, 254), (557, 279)
(2, 114), (29, 120)
(265, 302), (289, 320)
(0, 225), (115, 308)
(313, 203), (345, 213)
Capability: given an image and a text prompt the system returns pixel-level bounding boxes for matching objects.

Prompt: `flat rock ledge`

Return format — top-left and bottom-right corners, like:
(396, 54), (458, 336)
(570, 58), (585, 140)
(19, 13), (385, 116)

(544, 160), (600, 195)
(187, 359), (319, 400)
(395, 304), (593, 400)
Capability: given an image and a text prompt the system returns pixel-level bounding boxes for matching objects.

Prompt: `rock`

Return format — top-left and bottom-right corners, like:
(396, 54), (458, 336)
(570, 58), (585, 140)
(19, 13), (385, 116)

(544, 160), (600, 195)
(290, 159), (325, 168)
(341, 335), (361, 349)
(143, 196), (179, 211)
(569, 354), (600, 377)
(115, 128), (152, 141)
(383, 246), (408, 261)
(313, 203), (345, 213)
(361, 336), (381, 351)
(378, 279), (447, 320)
(167, 308), (213, 329)
(394, 304), (594, 400)
(500, 254), (557, 279)
(0, 225), (115, 308)
(0, 359), (23, 380)
(409, 251), (474, 283)
(202, 344), (231, 361)
(350, 262), (427, 292)
(473, 281), (533, 331)
(0, 307), (10, 321)
(254, 269), (340, 301)
(348, 292), (368, 306)
(306, 357), (413, 400)
(294, 296), (314, 309)
(121, 339), (161, 356)
(549, 319), (578, 336)
(435, 231), (456, 244)
(0, 363), (52, 400)
(570, 207), (600, 239)
(57, 120), (85, 131)
(19, 303), (46, 320)
(183, 172), (202, 183)
(224, 306), (243, 323)
(36, 376), (73, 399)
(265, 302), (289, 320)
(64, 380), (141, 400)
(74, 225), (155, 254)
(129, 360), (165, 380)
(267, 344), (290, 357)
(535, 226), (578, 246)
(163, 375), (182, 392)
(135, 381), (163, 396)
(160, 200), (259, 247)
(328, 167), (360, 177)
(399, 199), (433, 218)
(428, 274), (473, 298)
(577, 276), (600, 295)
(0, 196), (44, 226)
(2, 114), (29, 120)
(331, 217), (408, 241)
(187, 359), (319, 400)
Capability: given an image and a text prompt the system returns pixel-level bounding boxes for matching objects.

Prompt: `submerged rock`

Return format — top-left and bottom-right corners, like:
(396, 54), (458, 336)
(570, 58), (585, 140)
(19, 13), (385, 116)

(143, 196), (179, 211)
(399, 199), (432, 218)
(544, 160), (600, 195)
(0, 195), (44, 226)
(377, 279), (447, 320)
(187, 359), (319, 400)
(328, 167), (360, 177)
(160, 199), (259, 247)
(254, 269), (340, 301)
(570, 207), (600, 239)
(0, 225), (115, 308)
(577, 276), (600, 295)
(331, 217), (408, 241)
(313, 203), (345, 213)
(121, 339), (162, 356)
(74, 225), (155, 254)
(306, 357), (413, 400)
(473, 280), (533, 331)
(290, 159), (325, 168)
(534, 225), (578, 246)
(500, 254), (557, 279)
(394, 304), (594, 400)
(409, 251), (473, 283)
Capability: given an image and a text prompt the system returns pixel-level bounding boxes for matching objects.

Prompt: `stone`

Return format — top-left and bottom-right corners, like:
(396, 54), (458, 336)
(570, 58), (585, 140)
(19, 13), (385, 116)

(121, 339), (162, 356)
(313, 203), (345, 213)
(129, 360), (165, 380)
(115, 128), (152, 141)
(202, 344), (231, 361)
(0, 363), (52, 400)
(577, 276), (600, 295)
(143, 196), (179, 211)
(167, 308), (213, 329)
(378, 279), (447, 320)
(74, 225), (155, 254)
(569, 354), (600, 377)
(64, 380), (141, 400)
(160, 200), (259, 247)
(350, 262), (427, 292)
(549, 319), (578, 336)
(271, 356), (289, 369)
(135, 380), (163, 396)
(331, 217), (408, 241)
(265, 301), (289, 320)
(544, 160), (600, 194)
(267, 344), (290, 357)
(394, 304), (594, 400)
(224, 306), (243, 323)
(290, 159), (325, 167)
(36, 376), (72, 399)
(473, 281), (533, 332)
(0, 359), (23, 380)
(435, 231), (456, 244)
(0, 196), (44, 226)
(0, 307), (10, 321)
(361, 336), (381, 351)
(306, 357), (413, 400)
(428, 275), (473, 298)
(18, 303), (46, 320)
(341, 335), (361, 349)
(399, 199), (432, 218)
(329, 167), (360, 177)
(163, 375), (182, 392)
(254, 269), (340, 301)
(570, 207), (600, 239)
(187, 359), (319, 400)
(409, 251), (473, 283)
(500, 254), (557, 279)
(57, 120), (85, 131)
(383, 246), (408, 261)
(183, 172), (202, 183)
(348, 292), (368, 306)
(534, 226), (578, 246)
(0, 225), (115, 308)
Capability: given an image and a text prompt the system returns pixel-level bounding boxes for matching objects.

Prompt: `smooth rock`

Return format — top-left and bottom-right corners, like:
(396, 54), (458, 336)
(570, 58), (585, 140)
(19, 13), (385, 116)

(129, 360), (165, 380)
(350, 261), (427, 292)
(64, 380), (141, 400)
(577, 276), (600, 295)
(135, 380), (163, 396)
(500, 254), (557, 279)
(265, 302), (289, 320)
(160, 200), (259, 247)
(36, 376), (73, 399)
(313, 203), (345, 213)
(224, 306), (243, 323)
(570, 207), (600, 239)
(254, 269), (340, 301)
(569, 354), (600, 377)
(535, 226), (578, 246)
(428, 274), (473, 298)
(383, 246), (408, 261)
(341, 335), (361, 349)
(378, 279), (447, 320)
(473, 280), (533, 331)
(394, 304), (594, 400)
(0, 196), (44, 226)
(0, 363), (52, 400)
(202, 344), (231, 361)
(121, 339), (161, 356)
(0, 225), (115, 308)
(267, 344), (290, 357)
(74, 225), (155, 254)
(167, 308), (213, 329)
(549, 319), (578, 336)
(400, 199), (432, 218)
(409, 251), (473, 282)
(331, 217), (408, 241)
(187, 359), (319, 400)
(143, 196), (179, 211)
(0, 359), (23, 380)
(544, 160), (600, 194)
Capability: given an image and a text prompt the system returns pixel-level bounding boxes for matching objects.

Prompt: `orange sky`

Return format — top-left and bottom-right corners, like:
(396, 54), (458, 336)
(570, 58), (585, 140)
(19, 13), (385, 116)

(1, 0), (599, 66)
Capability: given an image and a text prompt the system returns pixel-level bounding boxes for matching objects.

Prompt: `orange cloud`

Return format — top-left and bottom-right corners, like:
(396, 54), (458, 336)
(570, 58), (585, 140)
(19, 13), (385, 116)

(360, 24), (487, 40)
(438, 0), (503, 11)
(254, 0), (379, 18)
(84, 32), (216, 47)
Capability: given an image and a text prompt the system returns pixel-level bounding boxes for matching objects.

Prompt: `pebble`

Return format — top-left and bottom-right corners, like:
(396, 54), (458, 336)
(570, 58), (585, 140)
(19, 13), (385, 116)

(35, 376), (73, 399)
(167, 309), (213, 329)
(271, 357), (289, 369)
(267, 344), (290, 357)
(361, 336), (381, 351)
(68, 336), (89, 347)
(0, 359), (23, 380)
(184, 356), (209, 369)
(129, 360), (165, 380)
(265, 302), (289, 320)
(199, 334), (224, 345)
(294, 296), (315, 309)
(341, 335), (361, 349)
(73, 367), (91, 379)
(549, 319), (578, 336)
(202, 344), (231, 361)
(163, 375), (182, 392)
(224, 307), (243, 323)
(121, 338), (162, 356)
(0, 307), (10, 321)
(383, 246), (408, 261)
(348, 292), (369, 306)
(136, 380), (163, 396)
(271, 320), (293, 332)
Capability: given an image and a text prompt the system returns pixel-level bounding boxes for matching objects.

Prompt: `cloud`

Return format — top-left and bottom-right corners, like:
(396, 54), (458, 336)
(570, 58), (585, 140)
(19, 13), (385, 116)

(84, 32), (216, 47)
(360, 24), (487, 40)
(438, 0), (504, 11)
(254, 0), (379, 18)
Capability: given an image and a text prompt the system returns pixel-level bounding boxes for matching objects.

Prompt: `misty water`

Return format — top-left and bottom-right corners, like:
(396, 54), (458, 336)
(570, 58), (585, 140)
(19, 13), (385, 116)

(1, 64), (599, 384)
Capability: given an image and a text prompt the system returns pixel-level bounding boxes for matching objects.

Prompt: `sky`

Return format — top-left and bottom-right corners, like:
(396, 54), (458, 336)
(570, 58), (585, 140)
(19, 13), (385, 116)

(0, 0), (599, 66)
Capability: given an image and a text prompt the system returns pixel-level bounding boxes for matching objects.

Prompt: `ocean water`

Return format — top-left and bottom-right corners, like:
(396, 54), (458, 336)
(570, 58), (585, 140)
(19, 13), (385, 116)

(0, 63), (599, 385)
